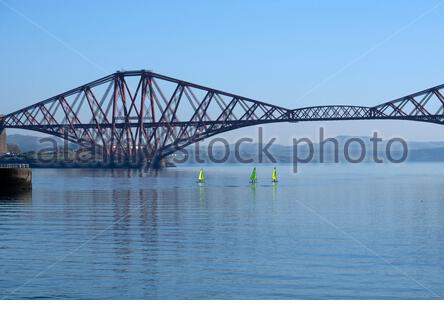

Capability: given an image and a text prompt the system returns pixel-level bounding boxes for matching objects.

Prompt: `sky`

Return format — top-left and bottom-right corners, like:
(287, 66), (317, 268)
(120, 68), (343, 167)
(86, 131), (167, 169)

(1, 0), (444, 144)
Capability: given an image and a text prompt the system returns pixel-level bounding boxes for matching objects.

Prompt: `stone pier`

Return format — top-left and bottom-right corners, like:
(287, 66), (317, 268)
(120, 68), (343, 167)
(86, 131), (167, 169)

(0, 127), (33, 192)
(0, 165), (32, 191)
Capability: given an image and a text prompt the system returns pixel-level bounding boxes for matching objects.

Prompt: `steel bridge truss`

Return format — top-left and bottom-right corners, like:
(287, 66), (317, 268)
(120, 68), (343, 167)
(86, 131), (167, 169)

(1, 70), (444, 165)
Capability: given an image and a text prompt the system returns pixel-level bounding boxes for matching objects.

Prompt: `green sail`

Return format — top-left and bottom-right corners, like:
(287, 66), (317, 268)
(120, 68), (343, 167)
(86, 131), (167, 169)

(198, 168), (205, 182)
(272, 167), (278, 182)
(250, 167), (257, 183)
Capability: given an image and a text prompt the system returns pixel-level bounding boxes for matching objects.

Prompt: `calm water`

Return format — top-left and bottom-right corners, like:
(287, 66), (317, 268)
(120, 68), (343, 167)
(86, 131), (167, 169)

(1, 163), (444, 299)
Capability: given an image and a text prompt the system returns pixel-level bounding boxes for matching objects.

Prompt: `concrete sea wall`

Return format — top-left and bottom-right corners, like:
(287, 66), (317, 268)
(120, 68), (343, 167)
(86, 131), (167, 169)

(0, 167), (32, 191)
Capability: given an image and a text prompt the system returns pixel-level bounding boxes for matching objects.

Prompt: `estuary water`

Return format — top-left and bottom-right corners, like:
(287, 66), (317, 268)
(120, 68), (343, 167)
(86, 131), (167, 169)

(1, 163), (444, 299)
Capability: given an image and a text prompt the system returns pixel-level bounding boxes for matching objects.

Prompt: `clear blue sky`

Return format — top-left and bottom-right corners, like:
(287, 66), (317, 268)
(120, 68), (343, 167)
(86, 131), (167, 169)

(1, 0), (444, 143)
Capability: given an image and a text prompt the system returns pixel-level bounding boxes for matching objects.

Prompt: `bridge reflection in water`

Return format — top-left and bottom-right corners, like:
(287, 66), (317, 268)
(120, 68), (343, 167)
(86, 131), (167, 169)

(0, 70), (443, 166)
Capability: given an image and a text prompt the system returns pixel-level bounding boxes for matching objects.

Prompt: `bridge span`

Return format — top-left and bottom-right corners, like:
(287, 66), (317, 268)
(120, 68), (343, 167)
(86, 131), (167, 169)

(0, 70), (443, 165)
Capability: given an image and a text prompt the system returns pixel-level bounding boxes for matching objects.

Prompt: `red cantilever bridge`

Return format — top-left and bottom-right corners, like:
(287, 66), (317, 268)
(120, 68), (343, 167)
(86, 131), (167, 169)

(1, 70), (444, 166)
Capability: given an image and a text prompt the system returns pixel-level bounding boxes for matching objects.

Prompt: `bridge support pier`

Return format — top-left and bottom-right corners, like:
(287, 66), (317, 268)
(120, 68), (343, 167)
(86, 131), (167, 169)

(0, 128), (7, 155)
(150, 155), (162, 169)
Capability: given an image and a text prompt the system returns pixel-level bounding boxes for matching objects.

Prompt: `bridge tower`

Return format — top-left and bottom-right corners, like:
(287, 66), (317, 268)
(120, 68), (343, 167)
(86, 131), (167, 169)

(0, 130), (6, 155)
(0, 115), (6, 155)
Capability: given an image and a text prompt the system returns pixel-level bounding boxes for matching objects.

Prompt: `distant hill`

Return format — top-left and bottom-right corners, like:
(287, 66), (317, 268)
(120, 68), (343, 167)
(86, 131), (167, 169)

(7, 134), (74, 152)
(180, 136), (444, 163)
